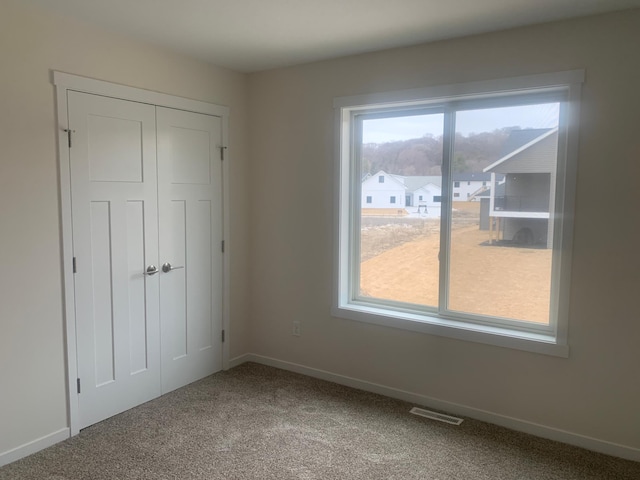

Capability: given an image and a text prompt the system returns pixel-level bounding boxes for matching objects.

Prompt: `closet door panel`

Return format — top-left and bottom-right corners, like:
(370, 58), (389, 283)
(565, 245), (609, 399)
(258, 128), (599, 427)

(68, 91), (161, 429)
(157, 107), (223, 393)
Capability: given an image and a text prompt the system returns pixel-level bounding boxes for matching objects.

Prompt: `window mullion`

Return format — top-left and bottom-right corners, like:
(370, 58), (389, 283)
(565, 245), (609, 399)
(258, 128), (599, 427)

(438, 107), (455, 314)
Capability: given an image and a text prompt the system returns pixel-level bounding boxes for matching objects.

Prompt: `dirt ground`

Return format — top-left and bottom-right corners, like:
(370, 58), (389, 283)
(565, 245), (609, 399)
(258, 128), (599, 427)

(359, 203), (552, 324)
(361, 208), (409, 217)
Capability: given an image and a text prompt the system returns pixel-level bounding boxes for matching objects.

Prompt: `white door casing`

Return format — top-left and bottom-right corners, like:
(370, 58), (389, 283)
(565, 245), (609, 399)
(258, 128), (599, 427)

(68, 91), (162, 429)
(56, 72), (230, 434)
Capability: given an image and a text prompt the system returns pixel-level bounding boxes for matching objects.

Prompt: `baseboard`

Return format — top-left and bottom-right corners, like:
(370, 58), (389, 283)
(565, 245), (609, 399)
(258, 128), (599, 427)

(228, 353), (252, 369)
(234, 353), (640, 463)
(0, 428), (70, 468)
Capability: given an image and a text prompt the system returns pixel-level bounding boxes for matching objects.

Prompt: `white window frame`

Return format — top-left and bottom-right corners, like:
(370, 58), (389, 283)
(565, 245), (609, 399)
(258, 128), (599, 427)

(333, 71), (583, 357)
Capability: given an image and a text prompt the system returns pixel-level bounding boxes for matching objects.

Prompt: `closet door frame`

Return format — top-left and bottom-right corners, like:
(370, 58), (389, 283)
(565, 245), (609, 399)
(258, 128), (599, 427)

(54, 71), (230, 436)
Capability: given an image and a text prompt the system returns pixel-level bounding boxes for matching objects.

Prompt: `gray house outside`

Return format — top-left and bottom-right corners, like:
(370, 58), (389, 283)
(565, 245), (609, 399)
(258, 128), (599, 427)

(482, 128), (558, 248)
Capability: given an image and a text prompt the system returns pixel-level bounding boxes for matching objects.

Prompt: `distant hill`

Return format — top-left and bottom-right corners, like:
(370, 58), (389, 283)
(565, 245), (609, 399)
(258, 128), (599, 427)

(361, 128), (518, 176)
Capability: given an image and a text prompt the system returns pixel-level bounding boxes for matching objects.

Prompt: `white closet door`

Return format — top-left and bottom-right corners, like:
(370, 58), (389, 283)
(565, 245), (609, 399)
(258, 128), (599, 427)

(156, 107), (223, 393)
(68, 91), (161, 429)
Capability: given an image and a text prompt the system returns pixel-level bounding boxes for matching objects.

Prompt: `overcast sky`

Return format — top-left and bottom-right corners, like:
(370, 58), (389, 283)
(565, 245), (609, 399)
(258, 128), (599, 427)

(362, 103), (559, 144)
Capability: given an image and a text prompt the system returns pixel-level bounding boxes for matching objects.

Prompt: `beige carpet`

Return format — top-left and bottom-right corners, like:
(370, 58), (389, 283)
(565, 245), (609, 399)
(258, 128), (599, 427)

(1, 362), (638, 479)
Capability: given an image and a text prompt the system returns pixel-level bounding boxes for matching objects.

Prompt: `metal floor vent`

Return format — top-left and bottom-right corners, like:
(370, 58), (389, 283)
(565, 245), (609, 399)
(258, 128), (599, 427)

(410, 407), (464, 425)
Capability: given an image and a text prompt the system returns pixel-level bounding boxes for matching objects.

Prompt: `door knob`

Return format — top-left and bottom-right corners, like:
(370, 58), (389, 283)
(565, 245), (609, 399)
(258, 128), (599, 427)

(144, 265), (159, 276)
(162, 262), (185, 273)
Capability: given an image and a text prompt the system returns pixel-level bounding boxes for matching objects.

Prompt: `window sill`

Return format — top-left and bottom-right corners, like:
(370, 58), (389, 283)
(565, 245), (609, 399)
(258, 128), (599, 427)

(332, 303), (569, 358)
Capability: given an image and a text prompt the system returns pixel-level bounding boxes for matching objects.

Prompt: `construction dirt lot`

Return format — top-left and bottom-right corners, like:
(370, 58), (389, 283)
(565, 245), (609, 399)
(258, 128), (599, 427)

(359, 203), (552, 324)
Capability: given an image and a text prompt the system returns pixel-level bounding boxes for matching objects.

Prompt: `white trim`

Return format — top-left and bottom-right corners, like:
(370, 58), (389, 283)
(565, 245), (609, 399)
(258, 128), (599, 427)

(228, 353), (252, 369)
(0, 428), (70, 467)
(221, 120), (231, 371)
(334, 71), (584, 356)
(334, 70), (584, 109)
(53, 72), (229, 117)
(55, 82), (81, 436)
(490, 211), (550, 219)
(332, 304), (568, 357)
(234, 354), (640, 462)
(53, 71), (231, 435)
(552, 80), (582, 347)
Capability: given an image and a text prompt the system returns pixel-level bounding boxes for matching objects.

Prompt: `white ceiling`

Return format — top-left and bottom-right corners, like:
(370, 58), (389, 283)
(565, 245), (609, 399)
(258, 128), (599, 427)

(23, 0), (640, 72)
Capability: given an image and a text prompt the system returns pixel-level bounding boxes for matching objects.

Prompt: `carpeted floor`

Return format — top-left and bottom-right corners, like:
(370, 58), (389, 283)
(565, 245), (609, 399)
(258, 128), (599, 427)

(1, 362), (639, 479)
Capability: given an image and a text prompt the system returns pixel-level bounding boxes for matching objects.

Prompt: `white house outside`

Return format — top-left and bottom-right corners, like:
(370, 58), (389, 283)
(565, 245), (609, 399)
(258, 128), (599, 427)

(361, 171), (443, 215)
(411, 183), (442, 208)
(361, 171), (407, 209)
(452, 173), (494, 201)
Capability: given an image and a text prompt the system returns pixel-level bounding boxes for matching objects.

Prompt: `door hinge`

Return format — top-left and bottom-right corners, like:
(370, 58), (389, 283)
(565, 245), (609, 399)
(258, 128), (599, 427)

(220, 146), (227, 161)
(221, 330), (225, 343)
(72, 257), (77, 273)
(221, 240), (225, 253)
(64, 129), (75, 148)
(77, 378), (81, 394)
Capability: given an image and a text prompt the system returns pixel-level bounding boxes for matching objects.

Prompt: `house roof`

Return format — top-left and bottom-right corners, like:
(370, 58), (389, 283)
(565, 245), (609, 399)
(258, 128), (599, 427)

(366, 170), (516, 194)
(366, 170), (407, 189)
(391, 174), (442, 192)
(498, 128), (553, 158)
(484, 128), (558, 173)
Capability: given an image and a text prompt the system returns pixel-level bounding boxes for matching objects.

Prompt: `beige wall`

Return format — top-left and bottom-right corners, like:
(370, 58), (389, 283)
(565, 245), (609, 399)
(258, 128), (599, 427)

(0, 0), (249, 455)
(247, 10), (640, 449)
(2, 0), (639, 462)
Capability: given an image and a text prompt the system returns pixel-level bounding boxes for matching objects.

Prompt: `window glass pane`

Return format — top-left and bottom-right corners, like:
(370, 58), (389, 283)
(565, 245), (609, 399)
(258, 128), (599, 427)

(358, 113), (443, 308)
(447, 103), (559, 324)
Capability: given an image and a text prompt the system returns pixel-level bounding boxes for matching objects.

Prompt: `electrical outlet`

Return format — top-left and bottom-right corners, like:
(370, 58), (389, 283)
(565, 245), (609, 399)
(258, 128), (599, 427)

(292, 321), (301, 336)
